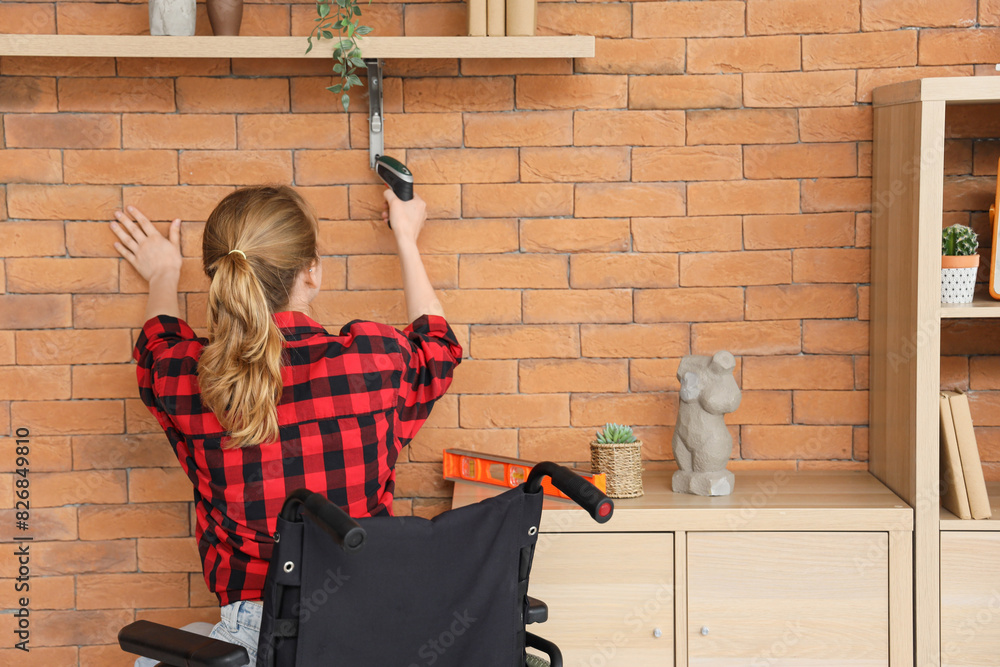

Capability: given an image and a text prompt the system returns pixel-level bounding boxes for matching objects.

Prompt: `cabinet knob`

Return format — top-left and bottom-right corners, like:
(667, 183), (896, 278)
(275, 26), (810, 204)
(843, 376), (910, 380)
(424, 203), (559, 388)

(652, 628), (662, 639)
(700, 626), (709, 636)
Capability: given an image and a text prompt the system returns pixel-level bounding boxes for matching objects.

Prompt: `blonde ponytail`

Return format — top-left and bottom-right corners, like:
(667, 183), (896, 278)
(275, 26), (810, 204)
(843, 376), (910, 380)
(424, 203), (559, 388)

(198, 186), (319, 448)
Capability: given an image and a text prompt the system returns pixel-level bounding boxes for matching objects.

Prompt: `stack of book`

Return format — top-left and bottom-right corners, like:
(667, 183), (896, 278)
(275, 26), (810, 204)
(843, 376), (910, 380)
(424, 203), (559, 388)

(940, 390), (993, 519)
(468, 0), (536, 36)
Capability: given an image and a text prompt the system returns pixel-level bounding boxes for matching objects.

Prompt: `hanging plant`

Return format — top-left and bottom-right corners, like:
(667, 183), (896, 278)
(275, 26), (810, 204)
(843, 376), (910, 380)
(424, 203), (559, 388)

(306, 0), (373, 112)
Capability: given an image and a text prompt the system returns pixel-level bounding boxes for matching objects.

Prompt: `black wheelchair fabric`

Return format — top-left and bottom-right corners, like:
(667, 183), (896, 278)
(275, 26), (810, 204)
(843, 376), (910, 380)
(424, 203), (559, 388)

(256, 485), (544, 667)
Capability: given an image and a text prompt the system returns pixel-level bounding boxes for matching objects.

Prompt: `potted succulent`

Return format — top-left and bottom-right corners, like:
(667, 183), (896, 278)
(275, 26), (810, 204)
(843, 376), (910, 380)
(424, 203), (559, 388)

(941, 223), (980, 304)
(591, 423), (643, 499)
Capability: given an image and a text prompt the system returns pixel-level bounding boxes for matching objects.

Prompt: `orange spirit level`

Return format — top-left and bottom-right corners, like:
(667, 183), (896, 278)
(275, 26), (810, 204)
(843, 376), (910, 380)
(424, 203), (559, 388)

(443, 449), (606, 501)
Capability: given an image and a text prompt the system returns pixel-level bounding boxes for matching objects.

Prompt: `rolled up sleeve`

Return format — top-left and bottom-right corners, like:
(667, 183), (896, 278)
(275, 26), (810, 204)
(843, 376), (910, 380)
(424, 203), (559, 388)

(395, 315), (463, 444)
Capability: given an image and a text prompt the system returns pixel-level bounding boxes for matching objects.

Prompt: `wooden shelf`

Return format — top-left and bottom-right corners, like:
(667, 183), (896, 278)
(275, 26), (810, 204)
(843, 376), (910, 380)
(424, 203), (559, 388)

(940, 289), (1000, 318)
(873, 75), (1000, 107)
(941, 481), (1000, 528)
(0, 34), (595, 59)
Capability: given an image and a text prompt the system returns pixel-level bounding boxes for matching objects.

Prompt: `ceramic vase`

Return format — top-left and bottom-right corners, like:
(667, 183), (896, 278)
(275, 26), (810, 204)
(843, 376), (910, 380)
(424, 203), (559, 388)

(149, 0), (196, 36)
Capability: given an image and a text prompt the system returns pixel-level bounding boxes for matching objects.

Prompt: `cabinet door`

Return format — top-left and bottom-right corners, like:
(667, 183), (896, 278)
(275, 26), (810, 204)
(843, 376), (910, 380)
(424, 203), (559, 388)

(528, 532), (673, 667)
(687, 532), (889, 667)
(941, 531), (1000, 666)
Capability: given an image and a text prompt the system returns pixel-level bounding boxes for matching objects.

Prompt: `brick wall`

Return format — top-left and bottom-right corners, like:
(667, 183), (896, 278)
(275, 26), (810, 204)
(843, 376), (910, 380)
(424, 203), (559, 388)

(2, 0), (1000, 663)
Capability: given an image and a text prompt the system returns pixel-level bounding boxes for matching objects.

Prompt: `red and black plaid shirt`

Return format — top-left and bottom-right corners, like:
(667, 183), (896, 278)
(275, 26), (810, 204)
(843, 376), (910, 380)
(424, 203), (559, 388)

(134, 311), (461, 605)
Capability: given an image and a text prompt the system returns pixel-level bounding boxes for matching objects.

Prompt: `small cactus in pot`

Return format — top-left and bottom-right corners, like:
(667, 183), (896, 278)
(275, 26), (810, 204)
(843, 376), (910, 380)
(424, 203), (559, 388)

(591, 423), (643, 498)
(941, 224), (980, 304)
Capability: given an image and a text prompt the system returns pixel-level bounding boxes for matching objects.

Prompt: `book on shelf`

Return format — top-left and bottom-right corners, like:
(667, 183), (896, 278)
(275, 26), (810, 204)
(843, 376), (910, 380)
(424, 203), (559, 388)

(506, 0), (536, 36)
(468, 0), (487, 36)
(487, 0), (505, 36)
(940, 391), (972, 519)
(943, 390), (993, 520)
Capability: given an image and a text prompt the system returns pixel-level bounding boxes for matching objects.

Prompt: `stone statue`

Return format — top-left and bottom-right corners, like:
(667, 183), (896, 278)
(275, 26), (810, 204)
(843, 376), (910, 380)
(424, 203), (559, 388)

(672, 351), (742, 496)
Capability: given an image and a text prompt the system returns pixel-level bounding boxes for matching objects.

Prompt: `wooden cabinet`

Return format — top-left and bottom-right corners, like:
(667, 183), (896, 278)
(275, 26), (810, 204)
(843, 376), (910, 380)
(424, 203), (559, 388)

(941, 531), (1000, 666)
(687, 532), (890, 667)
(453, 469), (912, 667)
(528, 532), (674, 666)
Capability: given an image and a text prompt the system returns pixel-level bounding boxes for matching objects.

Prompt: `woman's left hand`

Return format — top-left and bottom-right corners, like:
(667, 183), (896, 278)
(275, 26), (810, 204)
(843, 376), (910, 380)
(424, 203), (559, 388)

(110, 206), (183, 282)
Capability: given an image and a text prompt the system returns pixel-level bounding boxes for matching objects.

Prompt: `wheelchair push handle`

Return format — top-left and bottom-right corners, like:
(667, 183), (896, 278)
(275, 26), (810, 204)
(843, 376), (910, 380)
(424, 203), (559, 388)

(526, 462), (614, 524)
(282, 489), (367, 553)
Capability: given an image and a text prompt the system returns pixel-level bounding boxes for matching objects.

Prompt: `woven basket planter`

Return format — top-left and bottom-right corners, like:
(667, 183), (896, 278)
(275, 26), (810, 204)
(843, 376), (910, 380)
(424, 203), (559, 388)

(590, 441), (644, 499)
(941, 254), (980, 304)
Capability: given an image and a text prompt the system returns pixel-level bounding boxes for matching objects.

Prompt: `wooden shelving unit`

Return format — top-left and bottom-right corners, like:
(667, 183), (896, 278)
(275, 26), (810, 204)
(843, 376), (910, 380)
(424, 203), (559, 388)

(0, 34), (595, 59)
(872, 76), (1000, 667)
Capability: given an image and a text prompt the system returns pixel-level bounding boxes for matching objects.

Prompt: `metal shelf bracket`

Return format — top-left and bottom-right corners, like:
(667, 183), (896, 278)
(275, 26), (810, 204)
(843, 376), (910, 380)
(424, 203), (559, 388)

(365, 58), (383, 169)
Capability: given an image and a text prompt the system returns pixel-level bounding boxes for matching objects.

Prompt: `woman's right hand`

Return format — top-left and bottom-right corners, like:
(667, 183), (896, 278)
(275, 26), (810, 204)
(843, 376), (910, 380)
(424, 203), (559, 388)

(382, 188), (426, 247)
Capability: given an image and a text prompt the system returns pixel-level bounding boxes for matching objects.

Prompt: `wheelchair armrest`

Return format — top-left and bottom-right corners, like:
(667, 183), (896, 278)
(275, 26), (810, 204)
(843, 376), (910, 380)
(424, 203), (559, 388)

(118, 620), (249, 667)
(526, 596), (548, 624)
(526, 631), (563, 667)
(281, 488), (366, 552)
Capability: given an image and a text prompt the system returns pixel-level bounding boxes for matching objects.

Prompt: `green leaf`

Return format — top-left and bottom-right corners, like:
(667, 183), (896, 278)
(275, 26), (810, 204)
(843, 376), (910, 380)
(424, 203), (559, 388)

(341, 93), (350, 112)
(321, 30), (334, 39)
(346, 73), (362, 87)
(318, 2), (330, 17)
(353, 5), (362, 15)
(350, 57), (366, 69)
(333, 47), (342, 59)
(326, 84), (343, 93)
(346, 24), (355, 37)
(305, 37), (314, 54)
(333, 62), (344, 74)
(355, 25), (372, 35)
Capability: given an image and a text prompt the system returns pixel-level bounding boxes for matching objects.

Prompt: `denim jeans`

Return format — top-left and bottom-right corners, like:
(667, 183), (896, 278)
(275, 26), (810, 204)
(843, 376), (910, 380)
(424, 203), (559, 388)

(133, 600), (263, 667)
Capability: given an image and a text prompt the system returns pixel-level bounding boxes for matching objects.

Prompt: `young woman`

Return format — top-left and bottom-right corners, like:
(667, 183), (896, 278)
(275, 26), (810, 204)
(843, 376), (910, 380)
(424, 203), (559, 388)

(112, 186), (461, 665)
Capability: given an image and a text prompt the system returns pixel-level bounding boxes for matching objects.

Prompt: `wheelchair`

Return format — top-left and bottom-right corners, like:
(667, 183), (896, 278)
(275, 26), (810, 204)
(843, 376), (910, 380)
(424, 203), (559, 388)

(119, 461), (614, 667)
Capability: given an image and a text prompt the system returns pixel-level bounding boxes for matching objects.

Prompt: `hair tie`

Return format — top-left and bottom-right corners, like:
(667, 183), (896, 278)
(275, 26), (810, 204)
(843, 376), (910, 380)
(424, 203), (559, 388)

(228, 249), (247, 259)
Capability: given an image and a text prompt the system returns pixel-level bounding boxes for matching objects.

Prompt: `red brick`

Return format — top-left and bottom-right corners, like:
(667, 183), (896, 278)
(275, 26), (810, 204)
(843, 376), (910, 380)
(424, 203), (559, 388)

(858, 66), (973, 103)
(460, 394), (570, 428)
(863, 0), (977, 29)
(521, 218), (630, 253)
(970, 392), (1000, 426)
(292, 149), (375, 186)
(404, 77), (513, 112)
(7, 184), (121, 221)
(746, 284), (858, 320)
(180, 150), (292, 185)
(63, 149), (178, 185)
(516, 427), (598, 462)
(72, 364), (138, 400)
(522, 289), (632, 323)
(4, 113), (121, 149)
(570, 253), (677, 288)
(408, 148), (519, 184)
(517, 75), (627, 110)
(576, 183), (685, 218)
(470, 325), (579, 359)
(0, 506), (76, 542)
(688, 35), (801, 74)
(463, 183), (573, 218)
(689, 180), (800, 216)
(919, 28), (1000, 66)
(634, 287), (744, 322)
(448, 359), (518, 395)
(941, 356), (971, 392)
(289, 75), (401, 115)
(408, 427), (518, 462)
(310, 290), (407, 328)
(693, 321), (801, 356)
(79, 502), (189, 540)
(803, 31), (917, 71)
(0, 366), (69, 400)
(680, 250), (790, 287)
(630, 358), (682, 392)
(520, 359), (629, 394)
(7, 258), (118, 294)
(13, 400), (123, 437)
(459, 254), (567, 288)
(235, 113), (349, 150)
(122, 185), (233, 222)
(32, 609), (134, 647)
(687, 109), (799, 145)
(629, 74), (742, 110)
(537, 3), (632, 38)
(793, 248), (870, 283)
(58, 77), (174, 113)
(0, 332), (12, 365)
(521, 147), (629, 183)
(634, 146), (741, 182)
(803, 320), (869, 355)
(741, 425), (853, 459)
(744, 212), (856, 249)
(464, 110), (572, 147)
(581, 323), (690, 358)
(344, 254), (453, 291)
(118, 58), (229, 78)
(578, 38), (685, 75)
(292, 3), (404, 38)
(634, 1), (745, 38)
(30, 469), (127, 507)
(0, 76), (56, 113)
(743, 356), (854, 390)
(0, 4), (55, 34)
(57, 2), (147, 35)
(123, 114), (236, 149)
(0, 575), (74, 612)
(0, 149), (62, 183)
(461, 58), (571, 77)
(395, 462), (452, 497)
(0, 295), (72, 329)
(730, 391), (792, 425)
(745, 143), (857, 180)
(137, 537), (201, 573)
(176, 77), (289, 113)
(0, 221), (66, 257)
(72, 434), (178, 470)
(570, 393), (677, 427)
(745, 71), (857, 108)
(799, 109), (870, 145)
(77, 573), (188, 610)
(353, 183), (462, 220)
(632, 216), (742, 252)
(16, 329), (131, 365)
(801, 178), (872, 213)
(794, 390), (869, 425)
(350, 111), (464, 149)
(747, 0), (860, 35)
(574, 110), (684, 147)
